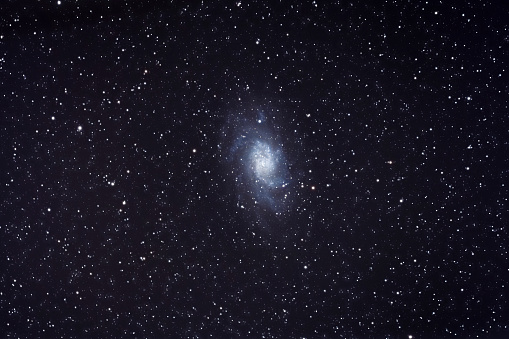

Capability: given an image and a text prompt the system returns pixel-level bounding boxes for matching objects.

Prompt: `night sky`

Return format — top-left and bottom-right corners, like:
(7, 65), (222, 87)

(1, 1), (508, 338)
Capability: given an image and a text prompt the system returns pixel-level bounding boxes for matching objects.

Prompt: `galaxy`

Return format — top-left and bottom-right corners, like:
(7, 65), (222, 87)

(220, 104), (300, 237)
(2, 1), (508, 338)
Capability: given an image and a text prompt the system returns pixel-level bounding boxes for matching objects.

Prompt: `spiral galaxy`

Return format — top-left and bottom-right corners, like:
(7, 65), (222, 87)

(220, 105), (297, 234)
(250, 140), (284, 187)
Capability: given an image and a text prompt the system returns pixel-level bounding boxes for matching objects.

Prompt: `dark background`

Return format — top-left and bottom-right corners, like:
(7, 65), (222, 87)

(1, 0), (508, 338)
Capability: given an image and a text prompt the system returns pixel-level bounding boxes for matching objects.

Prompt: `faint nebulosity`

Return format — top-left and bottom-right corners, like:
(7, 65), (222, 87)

(1, 1), (508, 338)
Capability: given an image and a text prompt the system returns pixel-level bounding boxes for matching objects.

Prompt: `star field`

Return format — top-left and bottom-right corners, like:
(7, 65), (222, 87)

(1, 1), (508, 338)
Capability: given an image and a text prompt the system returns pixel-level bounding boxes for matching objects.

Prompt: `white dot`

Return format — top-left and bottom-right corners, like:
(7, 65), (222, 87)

(77, 125), (82, 132)
(57, 0), (61, 4)
(47, 208), (51, 212)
